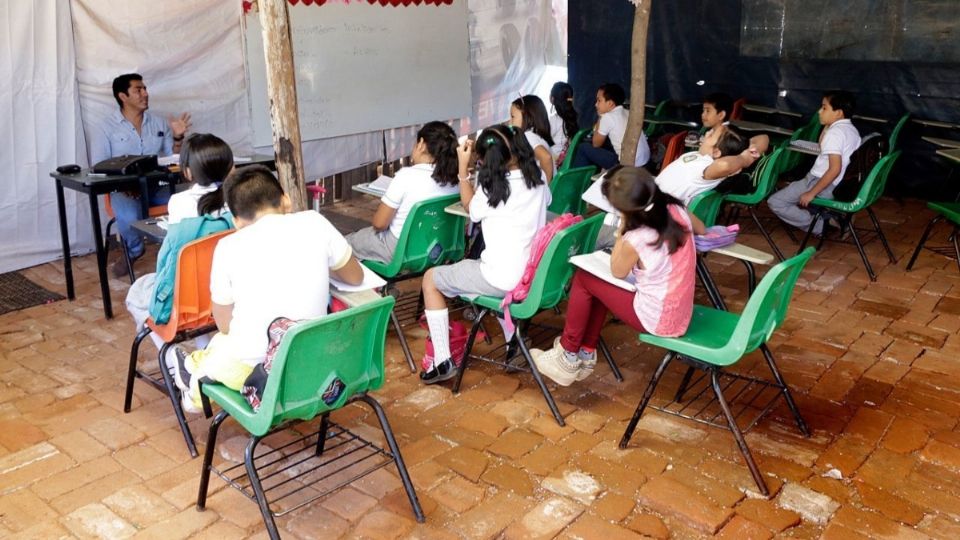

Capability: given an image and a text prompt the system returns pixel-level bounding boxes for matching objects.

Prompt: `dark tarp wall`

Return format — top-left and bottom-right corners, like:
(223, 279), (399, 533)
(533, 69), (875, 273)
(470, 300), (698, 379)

(569, 0), (960, 198)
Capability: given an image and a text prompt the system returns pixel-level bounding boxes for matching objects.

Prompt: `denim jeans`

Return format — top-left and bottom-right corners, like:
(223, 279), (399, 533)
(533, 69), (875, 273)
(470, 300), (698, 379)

(112, 187), (171, 257)
(572, 144), (620, 170)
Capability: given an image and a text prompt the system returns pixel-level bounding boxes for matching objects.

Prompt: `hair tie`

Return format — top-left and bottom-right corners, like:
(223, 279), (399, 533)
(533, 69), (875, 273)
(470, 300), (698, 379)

(507, 125), (516, 134)
(484, 136), (497, 146)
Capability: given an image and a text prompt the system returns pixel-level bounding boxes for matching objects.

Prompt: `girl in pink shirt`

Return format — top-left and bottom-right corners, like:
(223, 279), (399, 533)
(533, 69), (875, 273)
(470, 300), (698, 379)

(532, 166), (697, 386)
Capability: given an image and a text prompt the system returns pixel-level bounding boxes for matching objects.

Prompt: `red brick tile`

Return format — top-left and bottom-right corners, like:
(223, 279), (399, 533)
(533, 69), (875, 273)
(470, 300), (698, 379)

(853, 479), (924, 526)
(624, 513), (669, 539)
(920, 439), (960, 472)
(842, 407), (894, 444)
(558, 514), (645, 539)
(349, 510), (416, 540)
(450, 491), (533, 540)
(734, 498), (801, 532)
(434, 446), (489, 483)
(502, 497), (583, 540)
(637, 475), (733, 534)
(881, 416), (930, 454)
(830, 505), (929, 540)
(517, 441), (570, 476)
(715, 515), (773, 540)
(485, 428), (542, 459)
(480, 463), (536, 497)
(588, 491), (634, 522)
(428, 475), (486, 514)
(815, 436), (874, 477)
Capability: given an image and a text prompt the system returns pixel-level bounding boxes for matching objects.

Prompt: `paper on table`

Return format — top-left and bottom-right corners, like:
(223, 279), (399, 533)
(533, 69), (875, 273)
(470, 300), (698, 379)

(330, 263), (387, 292)
(369, 175), (393, 193)
(233, 156), (253, 163)
(158, 154), (180, 166)
(790, 140), (820, 153)
(569, 251), (636, 291)
(581, 178), (616, 214)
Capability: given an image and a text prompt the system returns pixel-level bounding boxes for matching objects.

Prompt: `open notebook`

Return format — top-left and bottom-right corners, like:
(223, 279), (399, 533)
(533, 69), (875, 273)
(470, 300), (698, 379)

(569, 250), (636, 291)
(329, 264), (386, 292)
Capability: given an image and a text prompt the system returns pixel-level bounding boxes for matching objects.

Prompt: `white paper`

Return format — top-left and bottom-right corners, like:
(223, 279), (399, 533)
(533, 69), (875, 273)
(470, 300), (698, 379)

(364, 174), (393, 197)
(233, 156), (252, 163)
(581, 178), (616, 214)
(569, 251), (636, 291)
(158, 154), (180, 166)
(330, 263), (387, 292)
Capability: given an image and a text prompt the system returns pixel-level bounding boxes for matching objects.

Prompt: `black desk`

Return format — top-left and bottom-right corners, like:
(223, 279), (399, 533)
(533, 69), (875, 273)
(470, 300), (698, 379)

(50, 169), (172, 319)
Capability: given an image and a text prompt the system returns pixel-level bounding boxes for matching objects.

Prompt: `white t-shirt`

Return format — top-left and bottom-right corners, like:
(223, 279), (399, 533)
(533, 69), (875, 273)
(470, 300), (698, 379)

(209, 211), (352, 366)
(469, 170), (551, 291)
(655, 151), (718, 206)
(548, 114), (568, 157)
(381, 163), (458, 238)
(809, 119), (861, 184)
(524, 130), (557, 163)
(167, 183), (223, 224)
(598, 105), (629, 157)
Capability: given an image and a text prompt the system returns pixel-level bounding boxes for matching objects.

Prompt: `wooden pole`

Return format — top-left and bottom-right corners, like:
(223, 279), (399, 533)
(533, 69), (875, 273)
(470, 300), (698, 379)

(621, 0), (651, 167)
(257, 0), (307, 211)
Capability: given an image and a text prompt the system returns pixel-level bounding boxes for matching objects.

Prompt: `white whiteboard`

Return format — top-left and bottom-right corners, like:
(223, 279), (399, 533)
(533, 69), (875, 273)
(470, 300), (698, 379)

(245, 2), (472, 147)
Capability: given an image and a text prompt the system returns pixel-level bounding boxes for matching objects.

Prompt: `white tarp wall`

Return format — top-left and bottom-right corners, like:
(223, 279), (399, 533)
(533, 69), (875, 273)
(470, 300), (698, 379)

(0, 0), (566, 273)
(0, 0), (93, 274)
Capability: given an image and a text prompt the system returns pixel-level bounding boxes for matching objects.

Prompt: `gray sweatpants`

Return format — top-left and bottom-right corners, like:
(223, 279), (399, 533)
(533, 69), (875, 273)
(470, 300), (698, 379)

(346, 226), (399, 264)
(767, 174), (835, 235)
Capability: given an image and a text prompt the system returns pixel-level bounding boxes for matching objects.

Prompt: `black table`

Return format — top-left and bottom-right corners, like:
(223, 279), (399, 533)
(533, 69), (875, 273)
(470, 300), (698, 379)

(50, 169), (172, 319)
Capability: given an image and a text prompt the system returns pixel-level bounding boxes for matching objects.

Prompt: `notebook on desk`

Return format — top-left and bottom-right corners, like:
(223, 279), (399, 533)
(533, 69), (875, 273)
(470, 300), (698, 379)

(569, 251), (636, 291)
(789, 140), (820, 154)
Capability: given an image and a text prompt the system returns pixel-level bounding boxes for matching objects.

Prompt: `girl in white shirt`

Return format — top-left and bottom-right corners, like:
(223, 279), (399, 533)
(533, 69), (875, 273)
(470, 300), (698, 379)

(549, 82), (579, 165)
(510, 94), (556, 182)
(419, 124), (550, 384)
(347, 121), (460, 263)
(166, 133), (232, 223)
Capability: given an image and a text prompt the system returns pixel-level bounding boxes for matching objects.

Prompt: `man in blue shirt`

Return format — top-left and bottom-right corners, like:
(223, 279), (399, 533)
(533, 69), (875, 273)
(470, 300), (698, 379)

(87, 73), (191, 277)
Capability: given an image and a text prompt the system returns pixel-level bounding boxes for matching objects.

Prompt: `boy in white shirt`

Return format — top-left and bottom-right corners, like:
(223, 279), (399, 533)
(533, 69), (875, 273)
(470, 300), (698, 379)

(768, 91), (861, 234)
(172, 166), (364, 412)
(572, 83), (630, 170)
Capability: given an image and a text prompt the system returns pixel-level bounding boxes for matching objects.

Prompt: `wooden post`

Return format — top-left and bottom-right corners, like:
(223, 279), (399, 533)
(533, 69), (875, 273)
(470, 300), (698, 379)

(258, 0), (307, 211)
(621, 0), (651, 167)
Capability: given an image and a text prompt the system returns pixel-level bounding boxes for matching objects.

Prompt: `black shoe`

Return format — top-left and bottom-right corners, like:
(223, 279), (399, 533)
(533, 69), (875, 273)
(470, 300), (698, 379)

(171, 346), (192, 391)
(420, 359), (456, 385)
(111, 250), (143, 278)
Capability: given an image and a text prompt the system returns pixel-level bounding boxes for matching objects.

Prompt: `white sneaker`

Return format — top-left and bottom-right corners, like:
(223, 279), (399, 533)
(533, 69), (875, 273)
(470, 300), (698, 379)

(530, 340), (580, 387)
(576, 348), (597, 382)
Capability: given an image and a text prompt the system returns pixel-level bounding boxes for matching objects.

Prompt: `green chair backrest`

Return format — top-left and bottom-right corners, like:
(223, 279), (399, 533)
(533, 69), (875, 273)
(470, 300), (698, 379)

(362, 193), (466, 278)
(846, 150), (901, 211)
(248, 296), (395, 436)
(726, 146), (789, 206)
(559, 128), (593, 172)
(508, 214), (604, 320)
(722, 247), (814, 363)
(687, 190), (725, 228)
(888, 113), (910, 151)
(548, 166), (597, 216)
(644, 100), (672, 136)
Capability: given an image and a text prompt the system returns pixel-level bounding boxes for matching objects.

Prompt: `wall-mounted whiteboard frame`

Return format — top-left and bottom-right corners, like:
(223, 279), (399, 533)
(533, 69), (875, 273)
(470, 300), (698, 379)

(245, 2), (472, 147)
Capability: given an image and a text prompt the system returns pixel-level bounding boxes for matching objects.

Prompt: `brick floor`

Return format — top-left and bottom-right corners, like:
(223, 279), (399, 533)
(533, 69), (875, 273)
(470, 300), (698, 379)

(4, 197), (960, 538)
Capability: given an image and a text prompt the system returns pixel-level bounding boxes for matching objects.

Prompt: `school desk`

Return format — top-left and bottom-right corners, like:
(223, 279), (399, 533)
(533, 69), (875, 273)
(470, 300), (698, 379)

(938, 148), (960, 164)
(923, 137), (960, 149)
(444, 202), (469, 218)
(743, 104), (802, 118)
(915, 119), (960, 130)
(352, 182), (388, 198)
(643, 115), (698, 129)
(731, 120), (795, 137)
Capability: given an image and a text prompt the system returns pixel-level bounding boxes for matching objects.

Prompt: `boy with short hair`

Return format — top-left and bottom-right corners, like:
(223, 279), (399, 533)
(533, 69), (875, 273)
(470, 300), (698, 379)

(172, 165), (363, 412)
(701, 92), (733, 134)
(768, 91), (861, 234)
(573, 82), (630, 170)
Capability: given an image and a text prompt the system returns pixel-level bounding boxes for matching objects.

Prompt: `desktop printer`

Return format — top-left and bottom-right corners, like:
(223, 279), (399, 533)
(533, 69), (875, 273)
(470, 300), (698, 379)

(92, 154), (159, 175)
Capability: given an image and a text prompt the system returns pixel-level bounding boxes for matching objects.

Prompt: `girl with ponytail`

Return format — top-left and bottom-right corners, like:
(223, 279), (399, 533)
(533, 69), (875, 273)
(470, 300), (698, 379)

(418, 124), (551, 384)
(167, 133), (233, 223)
(549, 82), (579, 163)
(530, 166), (696, 386)
(347, 121), (460, 263)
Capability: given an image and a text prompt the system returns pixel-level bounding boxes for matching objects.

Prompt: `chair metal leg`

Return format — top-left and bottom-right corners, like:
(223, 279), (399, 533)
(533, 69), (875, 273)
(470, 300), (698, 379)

(696, 258), (727, 311)
(620, 352), (674, 448)
(390, 310), (416, 373)
(906, 215), (943, 270)
(197, 409), (229, 510)
(158, 342), (198, 458)
(673, 366), (696, 402)
(358, 395), (425, 523)
(597, 336), (623, 382)
(738, 259), (757, 294)
(515, 324), (566, 426)
(760, 345), (810, 437)
(105, 217), (116, 254)
(750, 208), (785, 262)
(315, 413), (331, 456)
(453, 308), (488, 393)
(119, 234), (136, 285)
(245, 435), (281, 540)
(711, 369), (769, 497)
(867, 208), (896, 264)
(848, 218), (877, 281)
(124, 326), (152, 413)
(953, 227), (960, 275)
(798, 211), (820, 254)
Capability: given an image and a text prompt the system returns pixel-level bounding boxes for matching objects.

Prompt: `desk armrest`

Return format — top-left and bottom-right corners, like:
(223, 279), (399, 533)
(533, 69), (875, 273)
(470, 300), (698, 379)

(711, 243), (776, 265)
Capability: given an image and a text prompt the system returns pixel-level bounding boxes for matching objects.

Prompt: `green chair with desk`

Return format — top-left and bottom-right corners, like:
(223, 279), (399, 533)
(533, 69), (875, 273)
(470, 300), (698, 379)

(888, 113), (911, 152)
(778, 114), (823, 177)
(362, 194), (467, 372)
(906, 202), (960, 274)
(548, 165), (597, 216)
(196, 296), (423, 540)
(798, 151), (901, 281)
(558, 128), (593, 173)
(451, 214), (614, 426)
(619, 247), (815, 497)
(722, 147), (790, 261)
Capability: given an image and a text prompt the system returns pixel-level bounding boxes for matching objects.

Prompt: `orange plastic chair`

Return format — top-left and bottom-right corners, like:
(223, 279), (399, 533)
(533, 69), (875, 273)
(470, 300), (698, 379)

(730, 97), (746, 121)
(105, 194), (169, 283)
(123, 229), (234, 457)
(660, 130), (689, 171)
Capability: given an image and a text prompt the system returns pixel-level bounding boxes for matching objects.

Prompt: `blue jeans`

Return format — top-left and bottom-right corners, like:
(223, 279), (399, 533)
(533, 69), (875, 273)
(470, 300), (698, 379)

(572, 143), (620, 170)
(112, 187), (171, 257)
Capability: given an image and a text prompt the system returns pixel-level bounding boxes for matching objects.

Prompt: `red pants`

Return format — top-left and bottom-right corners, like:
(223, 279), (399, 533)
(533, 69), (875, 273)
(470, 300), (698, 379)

(561, 270), (647, 352)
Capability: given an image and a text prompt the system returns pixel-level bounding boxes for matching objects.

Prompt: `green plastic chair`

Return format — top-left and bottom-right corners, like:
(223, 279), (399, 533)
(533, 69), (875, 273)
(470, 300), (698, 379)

(906, 202), (960, 273)
(643, 99), (672, 137)
(363, 193), (467, 371)
(196, 297), (424, 539)
(799, 151), (901, 281)
(888, 113), (910, 152)
(723, 146), (790, 261)
(548, 165), (598, 216)
(452, 214), (611, 425)
(559, 128), (593, 172)
(778, 114), (823, 177)
(620, 247), (815, 497)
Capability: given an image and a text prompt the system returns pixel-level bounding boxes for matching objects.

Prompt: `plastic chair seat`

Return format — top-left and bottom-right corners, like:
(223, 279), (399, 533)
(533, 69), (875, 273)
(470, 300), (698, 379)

(928, 202), (960, 224)
(639, 306), (741, 363)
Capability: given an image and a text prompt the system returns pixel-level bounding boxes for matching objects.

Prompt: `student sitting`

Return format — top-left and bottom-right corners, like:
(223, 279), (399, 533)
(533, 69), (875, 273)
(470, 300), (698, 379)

(347, 121), (460, 263)
(532, 167), (697, 386)
(548, 82), (579, 164)
(172, 166), (363, 412)
(124, 133), (235, 365)
(656, 125), (768, 206)
(572, 83), (629, 170)
(419, 124), (551, 384)
(510, 94), (556, 182)
(700, 92), (733, 139)
(768, 91), (861, 235)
